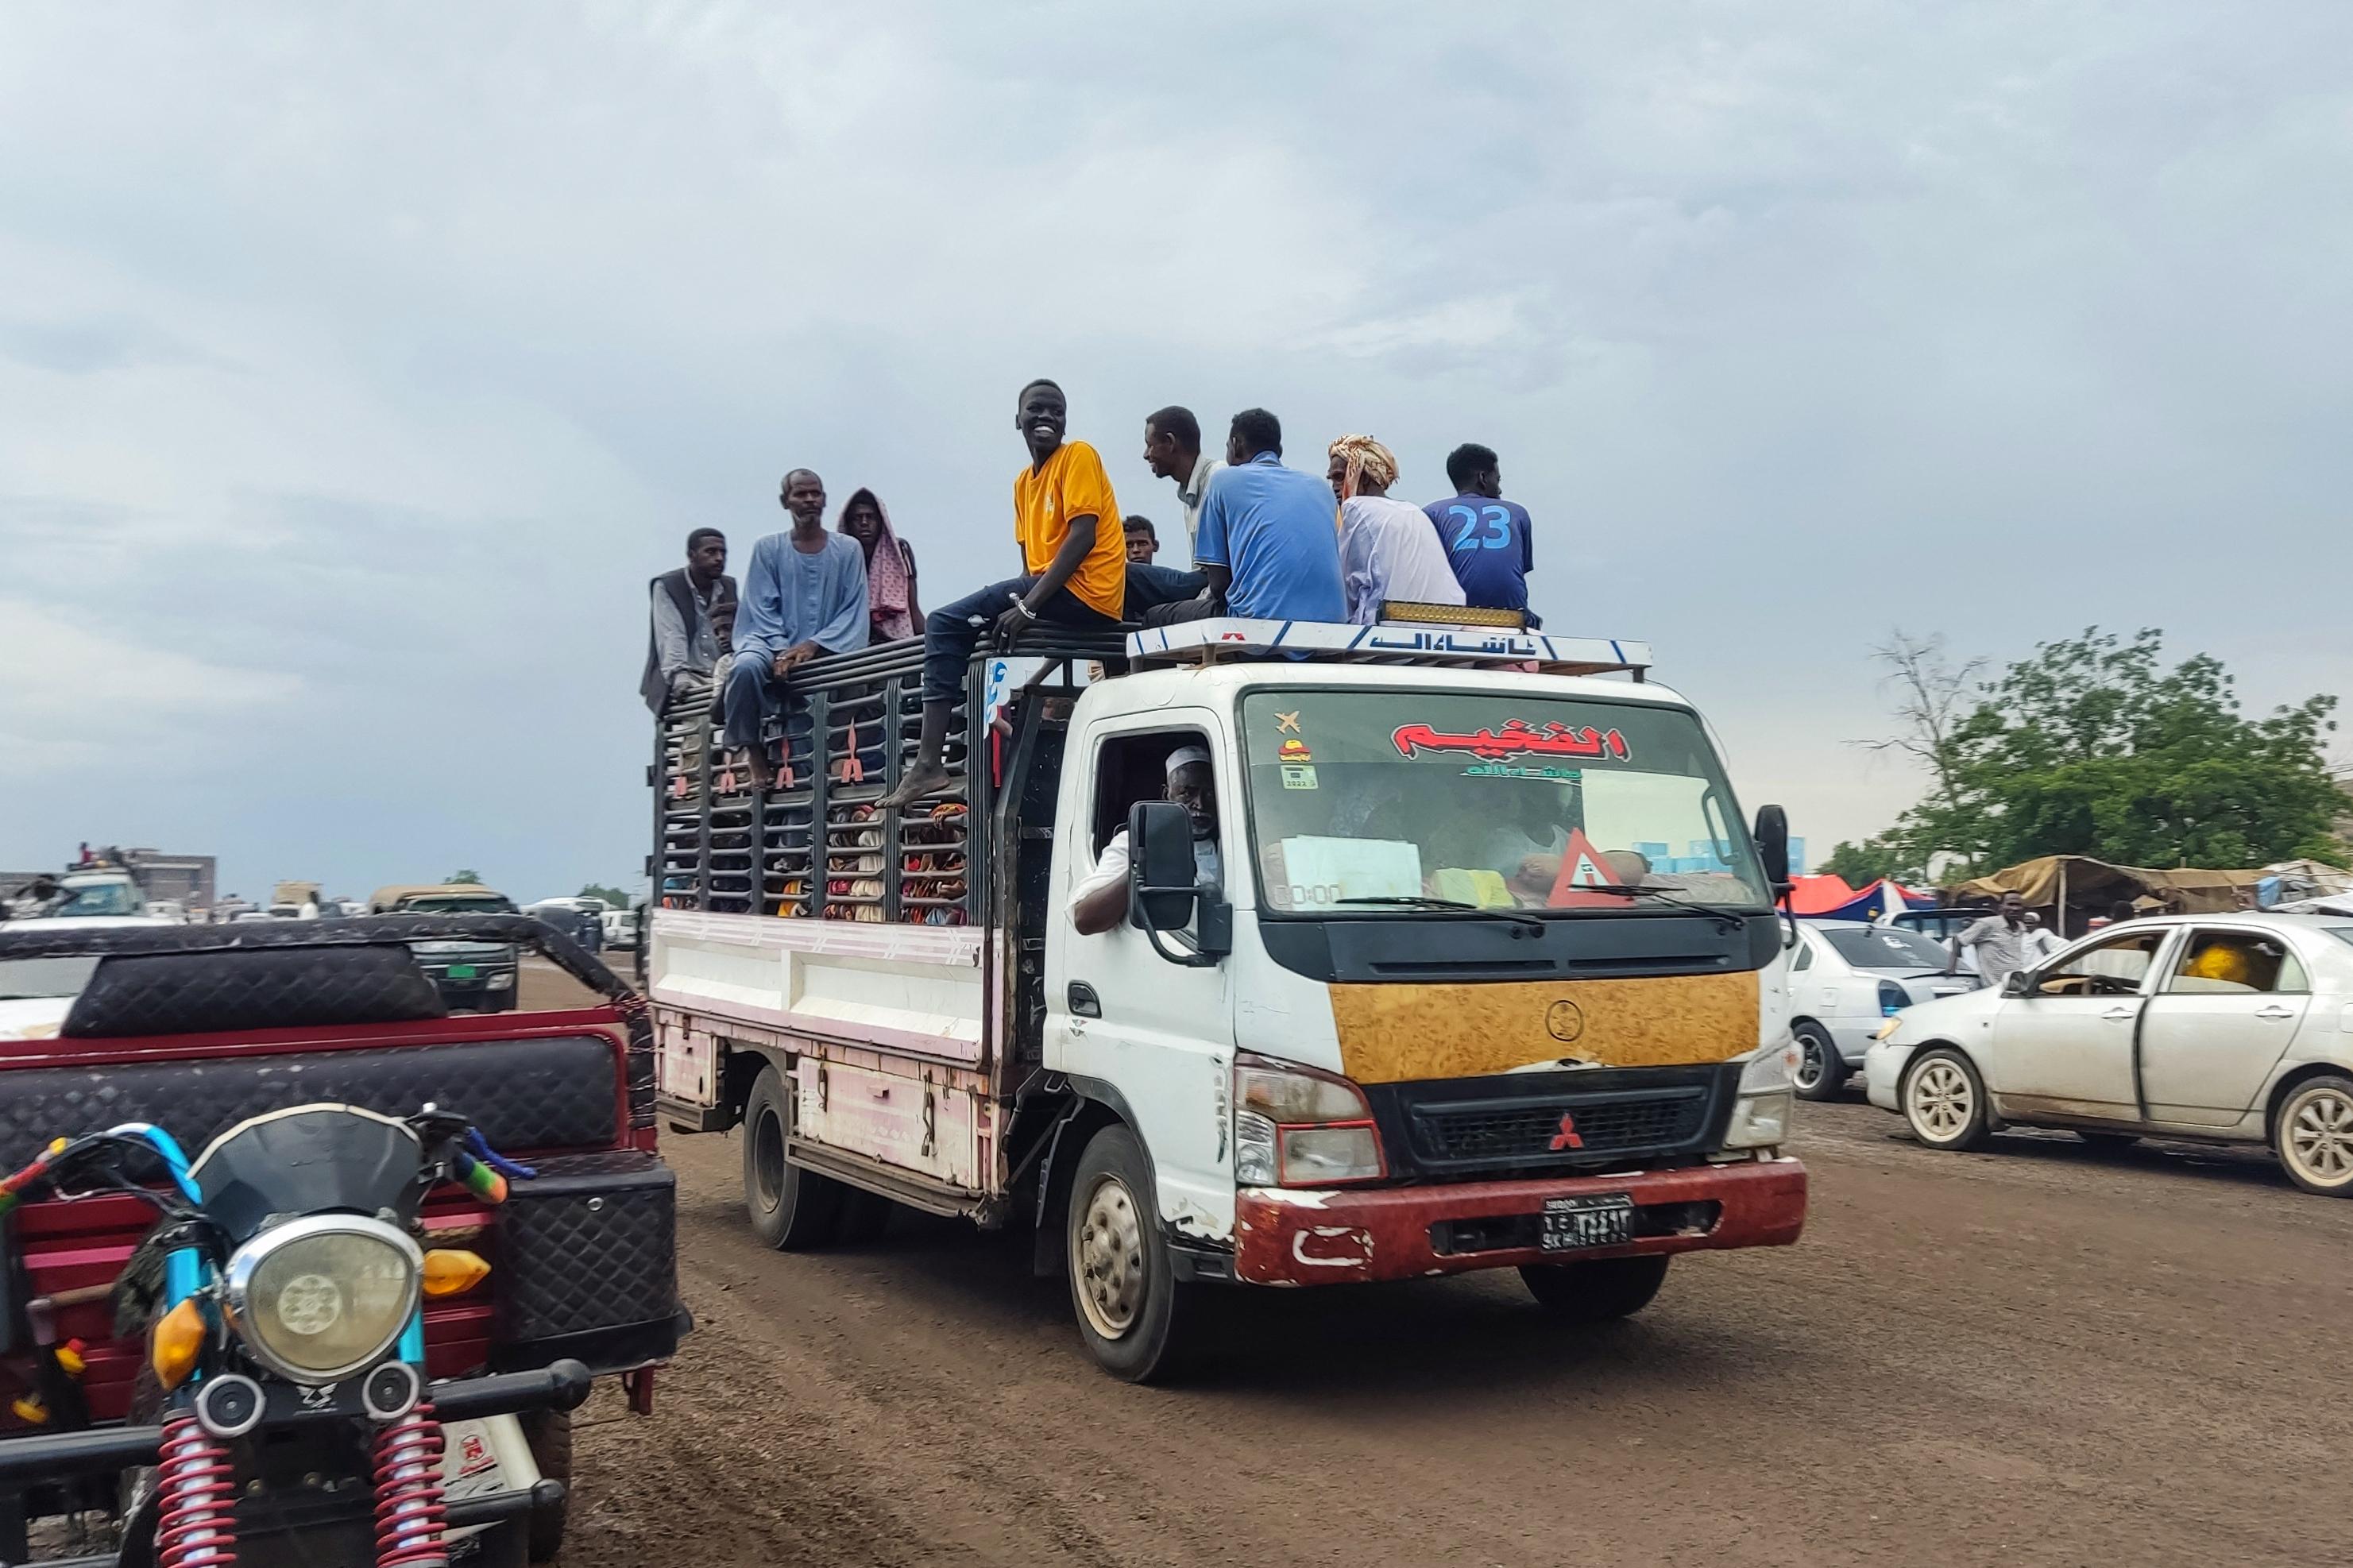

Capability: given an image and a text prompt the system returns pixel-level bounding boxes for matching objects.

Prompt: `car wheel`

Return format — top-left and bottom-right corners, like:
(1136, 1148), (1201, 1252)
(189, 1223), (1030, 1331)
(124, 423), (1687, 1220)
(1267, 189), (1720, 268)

(2274, 1075), (2353, 1196)
(742, 1064), (845, 1248)
(1792, 1022), (1845, 1101)
(1519, 1255), (1670, 1321)
(1066, 1124), (1195, 1383)
(1903, 1048), (1991, 1152)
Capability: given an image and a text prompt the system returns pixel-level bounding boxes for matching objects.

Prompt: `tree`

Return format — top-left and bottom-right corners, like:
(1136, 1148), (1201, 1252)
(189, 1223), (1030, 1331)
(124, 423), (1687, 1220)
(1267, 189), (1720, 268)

(446, 868), (483, 885)
(1820, 835), (1913, 886)
(1864, 628), (2343, 872)
(578, 883), (629, 907)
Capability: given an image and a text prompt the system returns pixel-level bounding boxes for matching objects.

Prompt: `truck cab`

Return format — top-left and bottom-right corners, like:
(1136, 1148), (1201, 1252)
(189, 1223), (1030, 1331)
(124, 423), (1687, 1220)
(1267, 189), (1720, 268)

(650, 617), (1807, 1380)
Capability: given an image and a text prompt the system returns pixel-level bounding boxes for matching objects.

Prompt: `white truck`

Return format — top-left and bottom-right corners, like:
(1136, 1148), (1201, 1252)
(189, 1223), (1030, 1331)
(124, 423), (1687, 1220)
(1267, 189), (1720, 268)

(648, 616), (1808, 1380)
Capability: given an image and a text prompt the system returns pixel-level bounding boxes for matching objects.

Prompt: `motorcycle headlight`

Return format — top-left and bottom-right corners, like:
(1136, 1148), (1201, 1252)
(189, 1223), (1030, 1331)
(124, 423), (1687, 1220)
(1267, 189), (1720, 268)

(224, 1215), (421, 1384)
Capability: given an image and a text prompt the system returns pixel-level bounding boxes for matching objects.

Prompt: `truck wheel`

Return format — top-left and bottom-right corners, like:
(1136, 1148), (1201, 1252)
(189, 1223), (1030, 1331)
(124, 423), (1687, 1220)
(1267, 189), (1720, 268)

(2274, 1074), (2353, 1195)
(1519, 1254), (1669, 1320)
(743, 1064), (844, 1248)
(520, 1408), (571, 1562)
(1902, 1048), (1992, 1152)
(1065, 1124), (1192, 1383)
(1792, 1022), (1845, 1101)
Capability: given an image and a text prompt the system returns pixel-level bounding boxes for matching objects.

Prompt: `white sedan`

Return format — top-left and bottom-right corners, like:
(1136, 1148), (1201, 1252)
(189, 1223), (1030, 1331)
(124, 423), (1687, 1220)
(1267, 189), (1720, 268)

(1787, 921), (1980, 1099)
(1865, 913), (2353, 1194)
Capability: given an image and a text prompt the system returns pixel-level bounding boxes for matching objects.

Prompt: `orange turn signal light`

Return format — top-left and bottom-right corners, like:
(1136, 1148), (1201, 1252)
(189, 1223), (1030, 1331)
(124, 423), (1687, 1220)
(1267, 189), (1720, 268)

(151, 1297), (207, 1392)
(422, 1249), (492, 1298)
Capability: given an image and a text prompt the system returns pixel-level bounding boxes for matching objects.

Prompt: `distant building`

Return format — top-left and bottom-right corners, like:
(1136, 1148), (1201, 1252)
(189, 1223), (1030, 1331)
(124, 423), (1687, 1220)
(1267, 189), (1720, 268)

(124, 849), (217, 910)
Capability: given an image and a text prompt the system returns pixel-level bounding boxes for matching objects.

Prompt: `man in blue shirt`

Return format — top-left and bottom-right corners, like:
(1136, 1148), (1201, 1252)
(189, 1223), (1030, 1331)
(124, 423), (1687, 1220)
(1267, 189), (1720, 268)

(724, 467), (870, 789)
(1424, 442), (1539, 625)
(1189, 408), (1346, 624)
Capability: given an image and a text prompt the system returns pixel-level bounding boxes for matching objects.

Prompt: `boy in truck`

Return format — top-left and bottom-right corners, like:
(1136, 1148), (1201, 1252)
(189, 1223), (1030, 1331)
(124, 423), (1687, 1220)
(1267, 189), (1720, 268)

(882, 379), (1129, 809)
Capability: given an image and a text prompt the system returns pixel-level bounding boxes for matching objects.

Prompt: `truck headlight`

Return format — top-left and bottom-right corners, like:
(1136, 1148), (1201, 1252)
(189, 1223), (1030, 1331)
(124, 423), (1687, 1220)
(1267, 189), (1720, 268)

(1233, 1055), (1385, 1187)
(1723, 1038), (1800, 1150)
(224, 1215), (420, 1385)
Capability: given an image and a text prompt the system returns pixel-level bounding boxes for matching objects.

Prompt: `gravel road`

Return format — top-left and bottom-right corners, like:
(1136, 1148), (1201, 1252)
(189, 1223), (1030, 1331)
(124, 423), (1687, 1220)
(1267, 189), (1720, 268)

(545, 1087), (2353, 1568)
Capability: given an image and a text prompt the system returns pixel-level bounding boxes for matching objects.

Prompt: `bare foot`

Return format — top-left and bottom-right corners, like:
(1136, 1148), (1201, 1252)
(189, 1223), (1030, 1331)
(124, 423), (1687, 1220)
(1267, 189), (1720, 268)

(745, 747), (777, 793)
(878, 763), (956, 811)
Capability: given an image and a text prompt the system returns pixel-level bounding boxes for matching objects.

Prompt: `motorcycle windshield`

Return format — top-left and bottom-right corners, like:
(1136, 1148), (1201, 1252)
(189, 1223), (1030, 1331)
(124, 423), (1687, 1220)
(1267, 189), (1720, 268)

(190, 1104), (426, 1243)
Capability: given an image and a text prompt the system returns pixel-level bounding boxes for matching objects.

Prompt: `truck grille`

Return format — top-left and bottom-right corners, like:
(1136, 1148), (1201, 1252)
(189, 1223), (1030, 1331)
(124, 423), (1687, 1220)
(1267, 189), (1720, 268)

(1404, 1086), (1712, 1172)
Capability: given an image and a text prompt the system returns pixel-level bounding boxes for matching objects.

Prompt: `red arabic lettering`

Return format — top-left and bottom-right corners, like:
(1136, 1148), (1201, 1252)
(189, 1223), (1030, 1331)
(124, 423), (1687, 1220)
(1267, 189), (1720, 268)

(1389, 720), (1631, 763)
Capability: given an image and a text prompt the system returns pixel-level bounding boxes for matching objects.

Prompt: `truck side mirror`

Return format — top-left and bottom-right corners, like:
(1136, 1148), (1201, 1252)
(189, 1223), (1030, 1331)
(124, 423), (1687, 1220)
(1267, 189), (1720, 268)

(1128, 801), (1198, 932)
(1752, 804), (1792, 893)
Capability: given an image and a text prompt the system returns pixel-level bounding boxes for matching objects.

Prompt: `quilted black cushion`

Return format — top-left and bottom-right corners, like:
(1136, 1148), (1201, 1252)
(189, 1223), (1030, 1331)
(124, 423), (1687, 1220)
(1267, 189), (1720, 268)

(0, 1036), (620, 1170)
(61, 946), (446, 1038)
(496, 1151), (678, 1342)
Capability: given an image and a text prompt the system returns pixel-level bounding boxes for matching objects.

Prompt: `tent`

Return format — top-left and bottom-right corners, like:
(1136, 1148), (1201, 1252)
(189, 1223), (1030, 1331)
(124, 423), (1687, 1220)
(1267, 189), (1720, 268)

(1784, 875), (1935, 921)
(1953, 855), (2269, 936)
(2258, 859), (2353, 908)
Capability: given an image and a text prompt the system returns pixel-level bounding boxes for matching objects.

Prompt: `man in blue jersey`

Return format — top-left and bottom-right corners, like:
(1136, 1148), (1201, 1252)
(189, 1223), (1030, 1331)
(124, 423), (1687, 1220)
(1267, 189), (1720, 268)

(1424, 442), (1538, 626)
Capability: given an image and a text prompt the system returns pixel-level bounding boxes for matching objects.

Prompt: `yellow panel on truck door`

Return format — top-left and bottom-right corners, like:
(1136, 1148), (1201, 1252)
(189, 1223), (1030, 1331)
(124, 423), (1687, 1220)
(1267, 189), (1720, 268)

(1327, 971), (1759, 1084)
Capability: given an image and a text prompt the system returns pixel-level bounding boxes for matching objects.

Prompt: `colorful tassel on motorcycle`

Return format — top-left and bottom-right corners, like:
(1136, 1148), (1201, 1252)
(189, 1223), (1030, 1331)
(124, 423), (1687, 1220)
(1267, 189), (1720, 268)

(450, 1150), (507, 1204)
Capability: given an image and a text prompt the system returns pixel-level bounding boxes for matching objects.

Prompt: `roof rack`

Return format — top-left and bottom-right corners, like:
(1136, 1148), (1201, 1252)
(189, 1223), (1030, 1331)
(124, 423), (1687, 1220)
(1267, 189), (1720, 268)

(1126, 617), (1651, 678)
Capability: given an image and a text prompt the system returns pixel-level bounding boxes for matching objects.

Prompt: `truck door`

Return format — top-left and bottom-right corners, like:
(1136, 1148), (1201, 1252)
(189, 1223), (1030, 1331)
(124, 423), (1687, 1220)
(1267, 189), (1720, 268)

(1043, 715), (1237, 1237)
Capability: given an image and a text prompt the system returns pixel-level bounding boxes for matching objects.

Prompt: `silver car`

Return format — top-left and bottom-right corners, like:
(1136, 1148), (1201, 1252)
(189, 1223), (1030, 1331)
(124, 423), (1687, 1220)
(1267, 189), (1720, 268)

(1864, 913), (2353, 1194)
(1788, 921), (1980, 1099)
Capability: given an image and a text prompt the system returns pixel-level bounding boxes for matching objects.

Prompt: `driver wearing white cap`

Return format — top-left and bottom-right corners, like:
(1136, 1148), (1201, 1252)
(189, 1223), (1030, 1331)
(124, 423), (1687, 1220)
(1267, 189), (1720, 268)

(1069, 743), (1222, 936)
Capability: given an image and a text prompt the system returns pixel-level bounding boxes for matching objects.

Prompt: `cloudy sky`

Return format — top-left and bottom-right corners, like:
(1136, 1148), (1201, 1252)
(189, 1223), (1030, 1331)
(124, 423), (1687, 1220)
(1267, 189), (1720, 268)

(3, 2), (2347, 901)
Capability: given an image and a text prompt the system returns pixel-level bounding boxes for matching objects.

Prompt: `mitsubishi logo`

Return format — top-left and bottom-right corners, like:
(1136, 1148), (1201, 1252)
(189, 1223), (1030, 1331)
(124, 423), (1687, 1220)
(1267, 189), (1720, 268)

(1548, 1110), (1584, 1152)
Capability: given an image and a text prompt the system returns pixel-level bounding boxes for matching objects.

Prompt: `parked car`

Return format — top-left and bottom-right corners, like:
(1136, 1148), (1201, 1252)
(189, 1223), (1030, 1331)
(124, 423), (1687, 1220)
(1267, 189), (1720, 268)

(1789, 921), (1981, 1099)
(368, 883), (524, 1012)
(524, 897), (606, 954)
(1864, 913), (2353, 1193)
(1875, 906), (1987, 975)
(601, 905), (639, 952)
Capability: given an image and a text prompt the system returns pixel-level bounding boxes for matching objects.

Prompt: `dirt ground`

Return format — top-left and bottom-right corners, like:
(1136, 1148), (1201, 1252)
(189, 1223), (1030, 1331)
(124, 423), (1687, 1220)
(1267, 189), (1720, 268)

(536, 1039), (2353, 1568)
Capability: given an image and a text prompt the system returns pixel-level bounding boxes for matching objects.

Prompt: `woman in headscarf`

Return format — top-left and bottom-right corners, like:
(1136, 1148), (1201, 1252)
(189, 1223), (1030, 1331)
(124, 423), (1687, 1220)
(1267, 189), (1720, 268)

(839, 488), (921, 643)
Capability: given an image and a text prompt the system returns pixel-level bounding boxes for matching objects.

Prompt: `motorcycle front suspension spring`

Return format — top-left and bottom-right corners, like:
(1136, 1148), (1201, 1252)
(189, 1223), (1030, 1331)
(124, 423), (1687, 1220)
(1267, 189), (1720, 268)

(370, 1401), (451, 1568)
(155, 1412), (238, 1568)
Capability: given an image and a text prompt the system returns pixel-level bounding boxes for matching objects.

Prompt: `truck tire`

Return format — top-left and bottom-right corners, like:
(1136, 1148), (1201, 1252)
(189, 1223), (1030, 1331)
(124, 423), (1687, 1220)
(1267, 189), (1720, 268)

(743, 1064), (844, 1249)
(520, 1408), (571, 1562)
(1065, 1124), (1193, 1383)
(1791, 1022), (1845, 1101)
(1519, 1254), (1669, 1320)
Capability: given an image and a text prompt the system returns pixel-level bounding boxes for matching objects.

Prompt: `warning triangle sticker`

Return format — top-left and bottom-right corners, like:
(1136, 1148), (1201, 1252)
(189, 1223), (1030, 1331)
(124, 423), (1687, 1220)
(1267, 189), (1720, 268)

(1546, 828), (1633, 909)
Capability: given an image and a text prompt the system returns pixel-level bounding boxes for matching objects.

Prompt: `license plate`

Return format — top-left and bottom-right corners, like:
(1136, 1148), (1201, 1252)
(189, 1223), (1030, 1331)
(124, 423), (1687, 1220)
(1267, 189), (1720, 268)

(445, 964), (477, 980)
(1540, 1193), (1634, 1251)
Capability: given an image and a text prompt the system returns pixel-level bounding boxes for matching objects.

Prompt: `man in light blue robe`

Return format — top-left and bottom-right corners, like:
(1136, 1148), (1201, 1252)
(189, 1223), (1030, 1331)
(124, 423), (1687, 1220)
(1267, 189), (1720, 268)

(724, 468), (869, 787)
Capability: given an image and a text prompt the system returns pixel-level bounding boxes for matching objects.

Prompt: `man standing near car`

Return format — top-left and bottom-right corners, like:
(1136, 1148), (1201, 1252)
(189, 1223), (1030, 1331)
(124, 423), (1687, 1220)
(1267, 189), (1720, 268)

(1949, 891), (2032, 988)
(641, 527), (734, 715)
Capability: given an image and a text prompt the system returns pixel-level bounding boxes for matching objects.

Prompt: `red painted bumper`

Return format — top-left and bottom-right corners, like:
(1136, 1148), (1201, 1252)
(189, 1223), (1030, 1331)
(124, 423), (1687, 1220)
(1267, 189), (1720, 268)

(1231, 1157), (1807, 1287)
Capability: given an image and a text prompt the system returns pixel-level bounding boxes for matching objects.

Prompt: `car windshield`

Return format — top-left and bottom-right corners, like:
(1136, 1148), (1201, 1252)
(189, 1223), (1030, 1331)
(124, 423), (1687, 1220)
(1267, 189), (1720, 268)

(0, 956), (102, 1000)
(400, 895), (516, 914)
(1818, 925), (1949, 971)
(50, 882), (143, 917)
(1238, 689), (1771, 915)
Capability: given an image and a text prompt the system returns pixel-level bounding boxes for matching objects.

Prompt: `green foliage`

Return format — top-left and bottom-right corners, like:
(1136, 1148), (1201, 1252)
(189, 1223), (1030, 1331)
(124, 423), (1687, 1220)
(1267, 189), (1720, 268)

(1876, 628), (2342, 873)
(445, 868), (483, 885)
(1820, 835), (1916, 886)
(578, 882), (629, 907)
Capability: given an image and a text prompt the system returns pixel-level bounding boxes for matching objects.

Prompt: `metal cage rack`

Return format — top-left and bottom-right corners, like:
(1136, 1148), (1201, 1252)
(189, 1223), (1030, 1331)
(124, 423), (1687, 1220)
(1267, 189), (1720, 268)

(649, 628), (1126, 929)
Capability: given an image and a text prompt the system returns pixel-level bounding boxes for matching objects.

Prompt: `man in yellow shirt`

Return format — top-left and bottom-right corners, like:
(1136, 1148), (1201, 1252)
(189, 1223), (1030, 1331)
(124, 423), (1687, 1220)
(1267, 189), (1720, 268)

(881, 378), (1127, 808)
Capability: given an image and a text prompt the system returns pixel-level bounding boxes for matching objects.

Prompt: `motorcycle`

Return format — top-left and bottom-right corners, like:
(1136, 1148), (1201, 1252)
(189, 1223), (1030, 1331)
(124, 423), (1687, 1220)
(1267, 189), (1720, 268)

(0, 1102), (589, 1567)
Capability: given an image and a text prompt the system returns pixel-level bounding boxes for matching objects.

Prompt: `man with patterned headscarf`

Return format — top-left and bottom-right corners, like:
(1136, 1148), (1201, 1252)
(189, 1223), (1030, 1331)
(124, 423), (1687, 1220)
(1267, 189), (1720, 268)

(1325, 434), (1464, 625)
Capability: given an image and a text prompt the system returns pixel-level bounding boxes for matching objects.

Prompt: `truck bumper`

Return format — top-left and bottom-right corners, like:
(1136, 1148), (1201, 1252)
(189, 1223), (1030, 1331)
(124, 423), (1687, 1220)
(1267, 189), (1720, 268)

(1231, 1156), (1806, 1287)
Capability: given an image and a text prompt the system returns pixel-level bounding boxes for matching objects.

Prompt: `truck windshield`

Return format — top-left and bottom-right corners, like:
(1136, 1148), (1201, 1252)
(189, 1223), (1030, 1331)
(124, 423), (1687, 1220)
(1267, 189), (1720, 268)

(400, 896), (517, 914)
(51, 882), (143, 918)
(1239, 689), (1772, 916)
